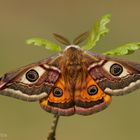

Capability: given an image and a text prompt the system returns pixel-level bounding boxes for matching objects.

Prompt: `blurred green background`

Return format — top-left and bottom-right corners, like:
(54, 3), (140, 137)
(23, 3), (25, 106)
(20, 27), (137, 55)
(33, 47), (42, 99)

(0, 0), (140, 140)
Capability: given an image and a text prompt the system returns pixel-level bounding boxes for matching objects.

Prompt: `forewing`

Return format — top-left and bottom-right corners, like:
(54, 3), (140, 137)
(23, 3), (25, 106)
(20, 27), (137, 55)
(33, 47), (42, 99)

(86, 52), (140, 96)
(0, 56), (61, 101)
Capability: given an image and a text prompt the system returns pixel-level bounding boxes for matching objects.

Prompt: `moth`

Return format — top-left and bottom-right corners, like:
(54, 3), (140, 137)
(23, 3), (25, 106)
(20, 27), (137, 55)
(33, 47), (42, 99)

(0, 33), (140, 116)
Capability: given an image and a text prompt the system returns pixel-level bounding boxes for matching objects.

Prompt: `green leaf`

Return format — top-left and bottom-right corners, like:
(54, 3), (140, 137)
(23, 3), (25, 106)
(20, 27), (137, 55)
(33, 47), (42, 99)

(103, 42), (140, 56)
(82, 14), (111, 50)
(26, 38), (62, 52)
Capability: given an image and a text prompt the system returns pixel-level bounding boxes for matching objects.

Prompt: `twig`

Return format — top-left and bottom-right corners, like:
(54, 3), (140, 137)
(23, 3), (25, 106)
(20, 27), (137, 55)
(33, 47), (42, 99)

(47, 115), (60, 140)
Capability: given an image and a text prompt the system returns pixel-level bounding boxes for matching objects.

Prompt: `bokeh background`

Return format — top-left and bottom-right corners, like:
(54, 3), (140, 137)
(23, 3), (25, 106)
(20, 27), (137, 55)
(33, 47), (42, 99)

(0, 0), (140, 140)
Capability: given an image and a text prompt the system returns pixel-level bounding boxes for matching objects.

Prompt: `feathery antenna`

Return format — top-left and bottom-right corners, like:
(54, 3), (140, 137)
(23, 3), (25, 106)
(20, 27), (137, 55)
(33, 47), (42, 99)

(73, 31), (89, 45)
(53, 33), (71, 45)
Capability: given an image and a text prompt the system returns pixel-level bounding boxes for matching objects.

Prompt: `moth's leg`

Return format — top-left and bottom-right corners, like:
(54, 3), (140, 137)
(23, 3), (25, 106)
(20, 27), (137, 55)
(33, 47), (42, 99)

(47, 115), (60, 140)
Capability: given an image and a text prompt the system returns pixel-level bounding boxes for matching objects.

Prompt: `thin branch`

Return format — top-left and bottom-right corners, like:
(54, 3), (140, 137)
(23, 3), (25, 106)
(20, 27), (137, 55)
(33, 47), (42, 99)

(47, 115), (60, 140)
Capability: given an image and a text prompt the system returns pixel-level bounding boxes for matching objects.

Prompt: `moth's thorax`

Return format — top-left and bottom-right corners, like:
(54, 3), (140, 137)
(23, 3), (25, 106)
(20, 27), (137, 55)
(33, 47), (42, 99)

(62, 45), (84, 67)
(60, 45), (87, 90)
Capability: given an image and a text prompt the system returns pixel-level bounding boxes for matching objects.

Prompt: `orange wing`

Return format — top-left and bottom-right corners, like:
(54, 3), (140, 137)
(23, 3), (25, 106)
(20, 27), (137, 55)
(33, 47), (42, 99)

(75, 74), (112, 115)
(40, 75), (111, 116)
(39, 76), (74, 116)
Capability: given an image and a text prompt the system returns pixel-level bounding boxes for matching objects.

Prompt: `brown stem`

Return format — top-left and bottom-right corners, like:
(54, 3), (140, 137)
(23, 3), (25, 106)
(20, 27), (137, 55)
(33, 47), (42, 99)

(47, 115), (60, 140)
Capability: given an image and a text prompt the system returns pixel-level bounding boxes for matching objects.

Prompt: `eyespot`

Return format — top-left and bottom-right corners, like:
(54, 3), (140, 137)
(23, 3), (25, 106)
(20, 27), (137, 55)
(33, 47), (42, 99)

(103, 61), (129, 78)
(20, 66), (46, 84)
(26, 69), (39, 82)
(110, 63), (123, 76)
(53, 87), (63, 97)
(87, 85), (98, 96)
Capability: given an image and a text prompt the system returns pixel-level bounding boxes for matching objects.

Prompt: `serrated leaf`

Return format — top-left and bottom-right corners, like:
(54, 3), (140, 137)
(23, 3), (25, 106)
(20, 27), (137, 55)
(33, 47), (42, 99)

(103, 42), (140, 56)
(26, 38), (62, 52)
(82, 14), (111, 50)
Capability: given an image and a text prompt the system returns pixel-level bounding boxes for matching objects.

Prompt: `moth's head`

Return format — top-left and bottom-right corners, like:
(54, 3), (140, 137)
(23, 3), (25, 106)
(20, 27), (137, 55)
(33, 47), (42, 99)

(63, 45), (82, 54)
(61, 45), (84, 67)
(64, 45), (81, 51)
